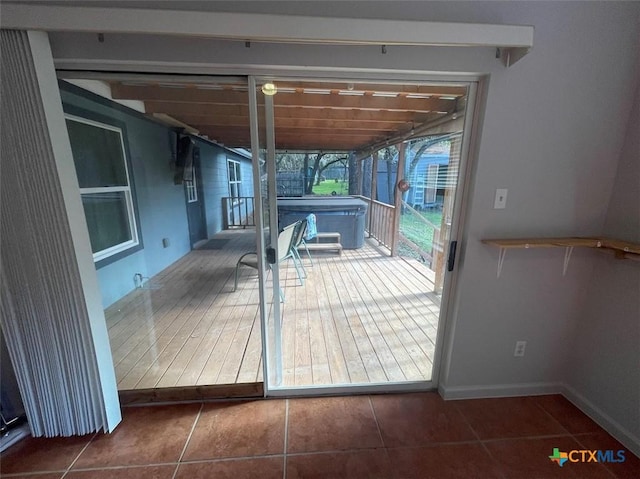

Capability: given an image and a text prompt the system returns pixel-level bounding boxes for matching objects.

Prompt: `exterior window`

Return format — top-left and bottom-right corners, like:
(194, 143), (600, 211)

(65, 114), (139, 262)
(186, 167), (198, 203)
(228, 159), (242, 203)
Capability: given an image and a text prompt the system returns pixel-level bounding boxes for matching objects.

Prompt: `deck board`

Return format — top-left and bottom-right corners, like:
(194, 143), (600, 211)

(105, 228), (440, 391)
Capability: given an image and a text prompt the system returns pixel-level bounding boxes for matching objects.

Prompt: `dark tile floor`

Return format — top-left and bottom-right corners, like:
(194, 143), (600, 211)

(1, 393), (638, 478)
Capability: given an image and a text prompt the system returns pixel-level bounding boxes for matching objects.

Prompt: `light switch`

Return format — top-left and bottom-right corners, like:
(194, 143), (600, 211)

(494, 188), (508, 209)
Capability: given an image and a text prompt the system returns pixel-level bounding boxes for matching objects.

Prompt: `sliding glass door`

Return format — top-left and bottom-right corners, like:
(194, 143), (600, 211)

(250, 76), (477, 395)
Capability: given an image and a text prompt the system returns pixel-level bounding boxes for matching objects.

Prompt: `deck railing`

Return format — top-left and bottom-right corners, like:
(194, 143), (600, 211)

(355, 195), (395, 249)
(223, 196), (256, 228)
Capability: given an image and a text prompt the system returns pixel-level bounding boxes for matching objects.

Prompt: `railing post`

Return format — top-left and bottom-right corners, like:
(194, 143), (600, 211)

(391, 142), (406, 256)
(369, 151), (378, 237)
(222, 197), (228, 229)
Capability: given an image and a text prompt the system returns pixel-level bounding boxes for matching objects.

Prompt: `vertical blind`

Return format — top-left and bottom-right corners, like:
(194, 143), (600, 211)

(0, 29), (117, 437)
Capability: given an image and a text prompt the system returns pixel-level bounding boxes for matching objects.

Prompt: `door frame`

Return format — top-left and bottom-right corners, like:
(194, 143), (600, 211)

(245, 73), (484, 398)
(57, 67), (486, 399)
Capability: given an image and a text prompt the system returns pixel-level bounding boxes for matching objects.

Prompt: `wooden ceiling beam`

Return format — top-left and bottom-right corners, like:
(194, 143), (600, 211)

(198, 127), (386, 140)
(189, 117), (404, 132)
(112, 83), (455, 112)
(199, 132), (381, 149)
(145, 102), (433, 123)
(202, 137), (362, 151)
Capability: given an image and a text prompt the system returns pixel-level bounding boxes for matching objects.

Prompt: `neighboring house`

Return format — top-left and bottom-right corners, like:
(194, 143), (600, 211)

(406, 152), (450, 209)
(59, 81), (253, 307)
(374, 151), (451, 208)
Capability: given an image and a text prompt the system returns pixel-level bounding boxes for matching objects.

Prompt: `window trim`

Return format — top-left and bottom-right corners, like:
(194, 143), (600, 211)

(63, 108), (142, 267)
(185, 165), (198, 203)
(227, 158), (242, 205)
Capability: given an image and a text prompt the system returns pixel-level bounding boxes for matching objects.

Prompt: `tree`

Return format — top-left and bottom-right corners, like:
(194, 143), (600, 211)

(274, 151), (351, 195)
(304, 151), (326, 194)
(316, 156), (348, 185)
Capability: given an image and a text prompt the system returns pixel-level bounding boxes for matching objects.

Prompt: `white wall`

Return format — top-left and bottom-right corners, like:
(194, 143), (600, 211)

(31, 0), (640, 445)
(565, 80), (640, 452)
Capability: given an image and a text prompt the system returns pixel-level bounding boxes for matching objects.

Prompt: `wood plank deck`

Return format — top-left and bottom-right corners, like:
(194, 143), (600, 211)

(105, 228), (440, 391)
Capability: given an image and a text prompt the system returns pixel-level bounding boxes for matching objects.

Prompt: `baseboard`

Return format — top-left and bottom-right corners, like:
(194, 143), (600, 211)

(438, 381), (563, 400)
(561, 383), (640, 459)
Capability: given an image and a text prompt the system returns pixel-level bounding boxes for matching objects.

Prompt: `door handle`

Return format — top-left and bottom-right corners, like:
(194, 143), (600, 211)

(447, 240), (458, 272)
(266, 247), (276, 265)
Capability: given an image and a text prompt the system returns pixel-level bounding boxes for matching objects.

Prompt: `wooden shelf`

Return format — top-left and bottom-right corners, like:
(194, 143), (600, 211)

(482, 236), (640, 277)
(482, 237), (601, 249)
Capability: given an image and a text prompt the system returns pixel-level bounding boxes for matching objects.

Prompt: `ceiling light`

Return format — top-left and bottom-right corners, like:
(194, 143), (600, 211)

(261, 83), (277, 96)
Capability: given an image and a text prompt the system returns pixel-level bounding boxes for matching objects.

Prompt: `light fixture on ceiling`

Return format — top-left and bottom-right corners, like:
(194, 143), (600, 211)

(261, 82), (277, 96)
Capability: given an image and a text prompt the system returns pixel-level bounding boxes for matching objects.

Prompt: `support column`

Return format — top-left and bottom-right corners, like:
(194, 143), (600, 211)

(369, 151), (379, 237)
(390, 142), (406, 257)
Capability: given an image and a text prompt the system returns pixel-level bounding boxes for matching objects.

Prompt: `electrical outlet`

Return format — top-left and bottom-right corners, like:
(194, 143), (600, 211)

(494, 188), (508, 209)
(514, 341), (526, 357)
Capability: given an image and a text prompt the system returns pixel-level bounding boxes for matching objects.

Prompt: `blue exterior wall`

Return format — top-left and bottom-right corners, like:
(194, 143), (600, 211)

(405, 154), (449, 207)
(197, 141), (253, 236)
(60, 83), (252, 308)
(60, 83), (191, 308)
(375, 154), (450, 206)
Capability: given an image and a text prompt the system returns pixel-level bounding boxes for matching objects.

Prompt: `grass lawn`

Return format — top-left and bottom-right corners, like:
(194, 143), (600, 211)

(399, 208), (443, 257)
(312, 179), (349, 196)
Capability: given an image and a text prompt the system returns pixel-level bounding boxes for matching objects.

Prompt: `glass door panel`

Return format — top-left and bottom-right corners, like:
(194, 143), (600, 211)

(251, 77), (476, 394)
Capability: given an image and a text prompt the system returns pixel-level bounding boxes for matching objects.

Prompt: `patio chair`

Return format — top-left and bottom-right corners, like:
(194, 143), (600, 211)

(232, 221), (304, 297)
(290, 218), (309, 280)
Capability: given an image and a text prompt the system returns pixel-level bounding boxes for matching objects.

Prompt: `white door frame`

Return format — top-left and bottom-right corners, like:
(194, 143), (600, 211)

(55, 68), (485, 397)
(242, 73), (484, 397)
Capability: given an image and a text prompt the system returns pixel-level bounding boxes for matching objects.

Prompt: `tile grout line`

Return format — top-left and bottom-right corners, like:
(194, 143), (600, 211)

(60, 431), (98, 478)
(171, 402), (204, 479)
(367, 394), (394, 470)
(529, 400), (622, 477)
(531, 398), (573, 436)
(451, 402), (508, 479)
(283, 399), (289, 479)
(570, 433), (618, 479)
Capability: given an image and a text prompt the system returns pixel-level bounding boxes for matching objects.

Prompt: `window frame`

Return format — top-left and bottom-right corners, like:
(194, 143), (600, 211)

(185, 165), (198, 203)
(63, 107), (142, 268)
(227, 158), (242, 205)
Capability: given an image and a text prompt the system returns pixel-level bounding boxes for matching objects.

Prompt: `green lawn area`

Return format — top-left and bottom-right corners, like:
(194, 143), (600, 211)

(312, 179), (349, 196)
(399, 208), (442, 258)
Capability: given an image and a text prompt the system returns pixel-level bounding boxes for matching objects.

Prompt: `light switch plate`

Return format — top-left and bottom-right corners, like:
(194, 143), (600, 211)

(494, 188), (508, 209)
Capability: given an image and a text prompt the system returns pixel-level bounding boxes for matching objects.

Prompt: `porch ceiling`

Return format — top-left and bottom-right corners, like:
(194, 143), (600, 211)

(108, 80), (466, 151)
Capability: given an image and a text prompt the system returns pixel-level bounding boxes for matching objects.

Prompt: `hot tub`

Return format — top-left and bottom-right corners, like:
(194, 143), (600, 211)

(277, 196), (368, 249)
